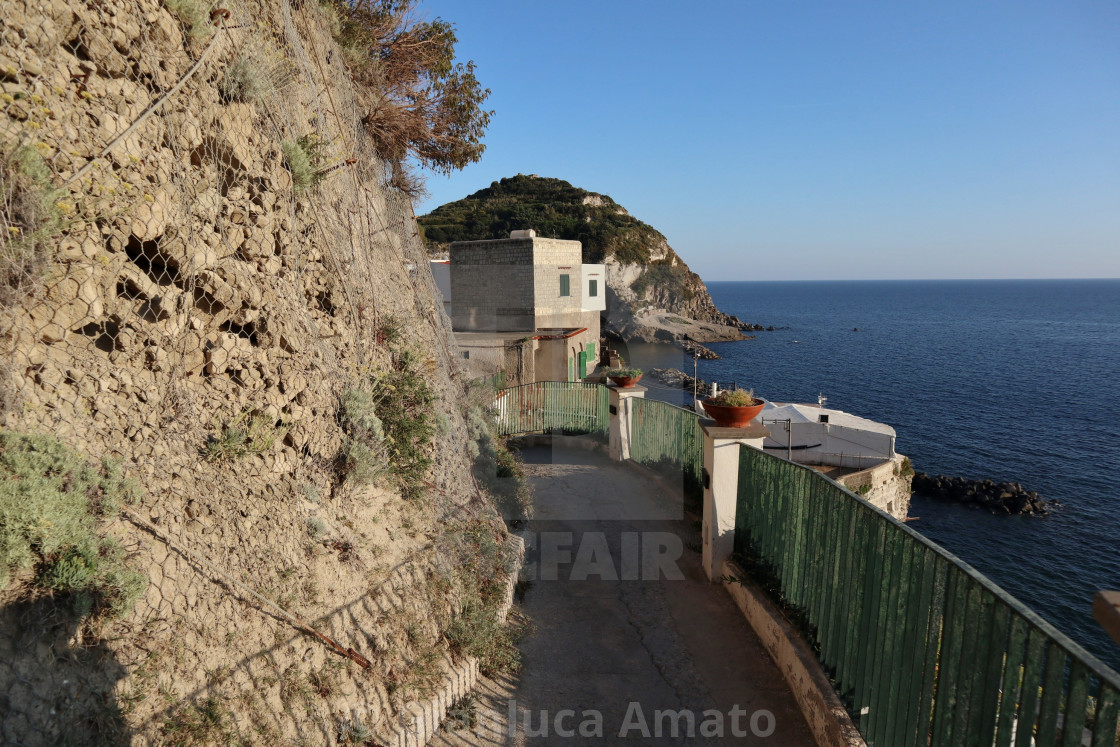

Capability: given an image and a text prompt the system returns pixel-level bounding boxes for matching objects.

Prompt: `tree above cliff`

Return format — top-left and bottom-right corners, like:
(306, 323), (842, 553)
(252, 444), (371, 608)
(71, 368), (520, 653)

(417, 174), (671, 264)
(326, 0), (492, 180)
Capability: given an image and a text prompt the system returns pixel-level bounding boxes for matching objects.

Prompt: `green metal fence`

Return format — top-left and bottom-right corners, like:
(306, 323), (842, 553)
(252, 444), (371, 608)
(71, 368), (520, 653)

(477, 370), (506, 392)
(629, 398), (705, 498)
(494, 381), (609, 438)
(734, 445), (1120, 747)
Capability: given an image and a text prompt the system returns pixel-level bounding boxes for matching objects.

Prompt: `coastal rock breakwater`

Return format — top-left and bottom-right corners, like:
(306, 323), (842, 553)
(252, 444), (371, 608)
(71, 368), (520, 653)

(912, 472), (1058, 516)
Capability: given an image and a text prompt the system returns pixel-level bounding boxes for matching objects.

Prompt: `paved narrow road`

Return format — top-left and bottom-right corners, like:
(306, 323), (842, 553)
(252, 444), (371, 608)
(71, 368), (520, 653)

(433, 443), (815, 746)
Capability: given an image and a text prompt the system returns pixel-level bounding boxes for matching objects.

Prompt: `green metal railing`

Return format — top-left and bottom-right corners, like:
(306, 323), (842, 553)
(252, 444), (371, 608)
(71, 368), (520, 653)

(477, 370), (506, 391)
(734, 445), (1120, 747)
(494, 381), (608, 438)
(629, 398), (704, 498)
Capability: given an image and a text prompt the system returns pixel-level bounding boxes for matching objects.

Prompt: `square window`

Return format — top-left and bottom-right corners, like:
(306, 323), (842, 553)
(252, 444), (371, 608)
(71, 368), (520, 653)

(560, 274), (571, 296)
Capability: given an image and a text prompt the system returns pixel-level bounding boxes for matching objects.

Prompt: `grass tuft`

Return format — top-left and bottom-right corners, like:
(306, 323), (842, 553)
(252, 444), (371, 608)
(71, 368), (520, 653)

(160, 697), (231, 744)
(337, 717), (373, 744)
(204, 410), (289, 461)
(219, 47), (295, 103)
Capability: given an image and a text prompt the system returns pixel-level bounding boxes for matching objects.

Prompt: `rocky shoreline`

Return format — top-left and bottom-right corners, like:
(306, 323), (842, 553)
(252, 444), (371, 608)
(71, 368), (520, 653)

(911, 472), (1058, 516)
(650, 368), (709, 395)
(678, 340), (721, 359)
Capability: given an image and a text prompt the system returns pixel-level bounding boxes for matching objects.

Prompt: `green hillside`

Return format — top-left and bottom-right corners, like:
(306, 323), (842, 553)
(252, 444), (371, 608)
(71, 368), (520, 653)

(418, 174), (672, 265)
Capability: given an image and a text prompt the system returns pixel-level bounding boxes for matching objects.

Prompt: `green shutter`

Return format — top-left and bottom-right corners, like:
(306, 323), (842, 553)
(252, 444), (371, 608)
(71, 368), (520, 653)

(560, 274), (570, 296)
(578, 351), (587, 379)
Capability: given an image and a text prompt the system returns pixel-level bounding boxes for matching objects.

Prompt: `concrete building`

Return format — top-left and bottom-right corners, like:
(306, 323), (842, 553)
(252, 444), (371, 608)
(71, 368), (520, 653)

(435, 230), (605, 385)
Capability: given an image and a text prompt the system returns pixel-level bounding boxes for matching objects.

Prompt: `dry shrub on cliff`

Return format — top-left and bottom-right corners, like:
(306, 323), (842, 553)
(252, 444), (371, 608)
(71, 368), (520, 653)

(0, 142), (64, 304)
(323, 0), (492, 177)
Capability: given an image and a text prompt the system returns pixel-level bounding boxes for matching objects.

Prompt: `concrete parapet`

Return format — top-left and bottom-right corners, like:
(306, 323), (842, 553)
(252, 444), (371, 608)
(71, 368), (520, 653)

(607, 385), (646, 461)
(701, 421), (768, 582)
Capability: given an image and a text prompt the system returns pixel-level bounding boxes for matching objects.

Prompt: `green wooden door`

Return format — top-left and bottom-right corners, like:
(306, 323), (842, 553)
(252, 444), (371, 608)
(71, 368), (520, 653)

(578, 351), (587, 379)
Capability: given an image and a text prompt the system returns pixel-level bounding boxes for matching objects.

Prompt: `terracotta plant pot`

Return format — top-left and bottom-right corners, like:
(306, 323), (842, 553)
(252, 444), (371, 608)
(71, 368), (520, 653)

(608, 374), (642, 388)
(702, 399), (764, 427)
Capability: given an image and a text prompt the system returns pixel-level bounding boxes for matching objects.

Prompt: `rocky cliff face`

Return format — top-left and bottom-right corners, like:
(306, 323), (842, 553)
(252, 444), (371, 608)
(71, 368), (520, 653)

(419, 175), (752, 344)
(0, 0), (507, 742)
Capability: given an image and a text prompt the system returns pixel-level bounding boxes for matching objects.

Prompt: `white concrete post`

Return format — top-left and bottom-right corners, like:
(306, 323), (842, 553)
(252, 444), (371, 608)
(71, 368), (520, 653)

(700, 421), (769, 582)
(608, 385), (646, 462)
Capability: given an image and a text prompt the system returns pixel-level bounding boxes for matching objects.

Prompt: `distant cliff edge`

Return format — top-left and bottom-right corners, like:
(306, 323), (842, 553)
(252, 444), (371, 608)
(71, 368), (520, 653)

(418, 175), (762, 346)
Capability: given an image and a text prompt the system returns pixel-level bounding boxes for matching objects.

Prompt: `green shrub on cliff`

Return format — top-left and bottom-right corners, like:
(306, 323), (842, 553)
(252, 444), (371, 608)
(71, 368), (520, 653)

(0, 142), (65, 304)
(462, 380), (532, 523)
(375, 348), (435, 500)
(443, 518), (522, 676)
(281, 135), (329, 193)
(630, 259), (697, 302)
(204, 410), (290, 461)
(0, 431), (146, 618)
(163, 0), (213, 40)
(337, 346), (435, 499)
(219, 48), (296, 103)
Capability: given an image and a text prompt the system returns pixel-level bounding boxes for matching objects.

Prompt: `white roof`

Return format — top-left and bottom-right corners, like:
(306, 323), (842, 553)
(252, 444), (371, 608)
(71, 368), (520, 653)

(761, 402), (896, 437)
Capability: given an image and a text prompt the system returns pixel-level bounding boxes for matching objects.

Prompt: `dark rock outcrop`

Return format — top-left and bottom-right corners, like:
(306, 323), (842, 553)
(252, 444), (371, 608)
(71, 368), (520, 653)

(911, 473), (1059, 516)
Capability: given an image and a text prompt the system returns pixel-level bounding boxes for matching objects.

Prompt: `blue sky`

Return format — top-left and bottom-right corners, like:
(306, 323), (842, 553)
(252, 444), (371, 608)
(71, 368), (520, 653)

(413, 1), (1120, 281)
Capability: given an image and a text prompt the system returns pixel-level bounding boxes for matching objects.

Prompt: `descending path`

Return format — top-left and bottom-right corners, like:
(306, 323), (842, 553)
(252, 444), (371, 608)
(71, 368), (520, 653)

(433, 443), (815, 746)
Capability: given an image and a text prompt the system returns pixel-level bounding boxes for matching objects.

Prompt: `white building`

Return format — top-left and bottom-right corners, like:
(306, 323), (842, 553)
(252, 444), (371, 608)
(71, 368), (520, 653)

(758, 401), (896, 469)
(756, 401), (912, 520)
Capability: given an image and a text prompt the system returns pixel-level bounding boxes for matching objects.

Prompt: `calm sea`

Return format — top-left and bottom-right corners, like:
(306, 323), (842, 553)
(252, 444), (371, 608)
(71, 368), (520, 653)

(623, 279), (1120, 672)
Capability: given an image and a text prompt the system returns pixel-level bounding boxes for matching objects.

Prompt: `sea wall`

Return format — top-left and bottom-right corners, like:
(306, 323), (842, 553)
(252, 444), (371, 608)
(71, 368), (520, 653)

(836, 454), (914, 521)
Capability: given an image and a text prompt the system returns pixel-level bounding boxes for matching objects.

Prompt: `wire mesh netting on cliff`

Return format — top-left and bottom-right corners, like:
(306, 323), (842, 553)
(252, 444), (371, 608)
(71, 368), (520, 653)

(0, 0), (519, 743)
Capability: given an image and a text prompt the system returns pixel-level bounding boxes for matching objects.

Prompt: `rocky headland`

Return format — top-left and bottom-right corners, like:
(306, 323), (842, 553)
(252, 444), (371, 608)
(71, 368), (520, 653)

(418, 175), (773, 349)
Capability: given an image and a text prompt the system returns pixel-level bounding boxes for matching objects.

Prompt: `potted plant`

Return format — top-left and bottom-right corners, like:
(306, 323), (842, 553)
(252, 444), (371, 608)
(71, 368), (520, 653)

(608, 367), (643, 388)
(702, 388), (764, 427)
